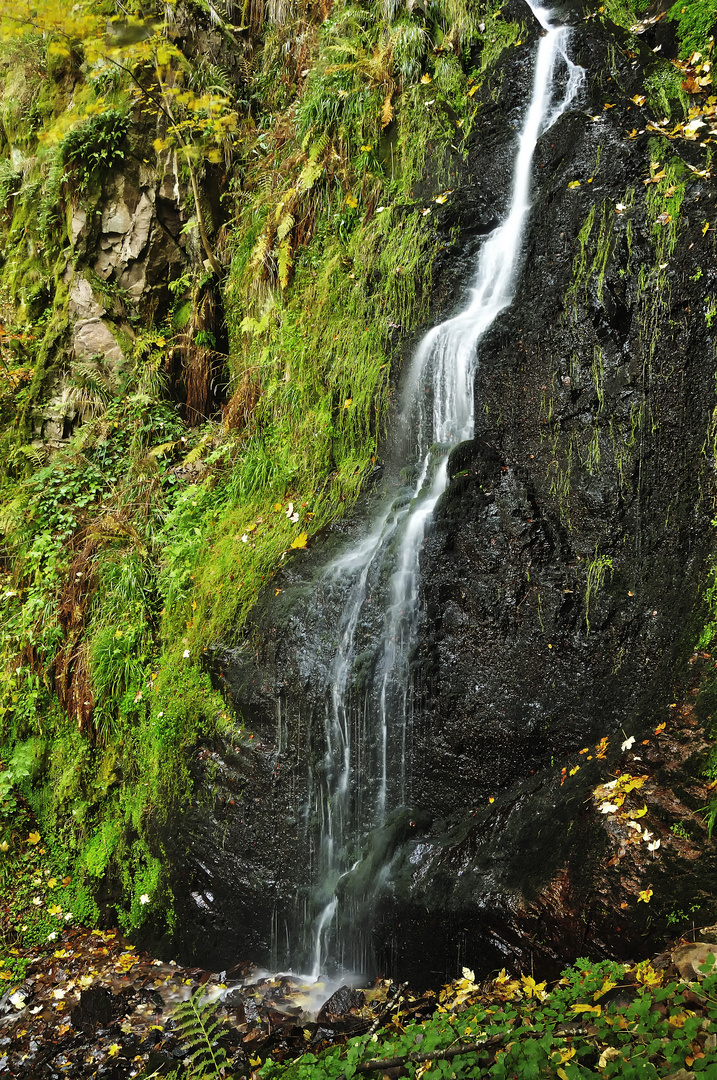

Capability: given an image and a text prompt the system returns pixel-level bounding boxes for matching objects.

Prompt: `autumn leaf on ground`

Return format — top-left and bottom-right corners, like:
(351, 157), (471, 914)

(570, 1003), (602, 1015)
(568, 180), (581, 188)
(420, 73), (432, 84)
(345, 194), (358, 209)
(108, 1044), (121, 1057)
(637, 887), (653, 903)
(27, 832), (40, 846)
(290, 533), (308, 550)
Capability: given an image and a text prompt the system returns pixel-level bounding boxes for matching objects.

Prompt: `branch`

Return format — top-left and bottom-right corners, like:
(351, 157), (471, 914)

(344, 1033), (507, 1077)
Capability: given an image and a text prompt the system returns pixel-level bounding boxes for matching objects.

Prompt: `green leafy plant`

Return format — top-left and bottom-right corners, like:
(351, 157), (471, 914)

(59, 109), (131, 187)
(172, 986), (230, 1079)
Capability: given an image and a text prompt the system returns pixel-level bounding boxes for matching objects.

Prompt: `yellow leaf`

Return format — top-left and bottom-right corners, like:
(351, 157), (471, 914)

(273, 502), (283, 512)
(246, 522), (257, 531)
(360, 145), (372, 152)
(435, 194), (448, 204)
(48, 904), (62, 916)
(0, 841), (8, 853)
(604, 102), (616, 109)
(344, 398), (353, 408)
(346, 194), (358, 209)
(27, 832), (40, 846)
(249, 1056), (262, 1067)
(655, 722), (666, 734)
(421, 73), (432, 84)
(290, 533), (308, 550)
(191, 601), (197, 611)
(637, 887), (653, 903)
(633, 804), (648, 818)
(568, 180), (581, 188)
(703, 221), (710, 235)
(468, 84), (479, 97)
(47, 878), (57, 889)
(108, 1044), (121, 1058)
(570, 1003), (602, 1015)
(569, 765), (580, 776)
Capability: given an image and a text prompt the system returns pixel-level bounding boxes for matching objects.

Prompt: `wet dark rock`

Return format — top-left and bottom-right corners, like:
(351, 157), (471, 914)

(70, 988), (117, 1034)
(317, 985), (366, 1022)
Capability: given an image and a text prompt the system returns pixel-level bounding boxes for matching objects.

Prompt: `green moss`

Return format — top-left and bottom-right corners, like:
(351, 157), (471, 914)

(667, 0), (717, 57)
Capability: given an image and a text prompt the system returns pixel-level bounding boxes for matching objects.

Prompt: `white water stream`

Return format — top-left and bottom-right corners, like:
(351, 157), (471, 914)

(306, 3), (584, 979)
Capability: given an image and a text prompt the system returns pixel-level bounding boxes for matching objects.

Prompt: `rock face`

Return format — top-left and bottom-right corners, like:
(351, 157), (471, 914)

(162, 6), (717, 979)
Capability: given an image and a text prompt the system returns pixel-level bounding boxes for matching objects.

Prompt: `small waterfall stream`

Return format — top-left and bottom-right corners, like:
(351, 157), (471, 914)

(301, 3), (584, 980)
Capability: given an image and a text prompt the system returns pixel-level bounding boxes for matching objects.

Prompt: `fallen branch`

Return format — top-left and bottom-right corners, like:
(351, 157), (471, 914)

(344, 1033), (507, 1077)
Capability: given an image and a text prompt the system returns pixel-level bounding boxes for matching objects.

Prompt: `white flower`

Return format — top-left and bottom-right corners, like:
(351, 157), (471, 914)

(47, 932), (57, 942)
(600, 802), (619, 814)
(158, 712), (164, 718)
(647, 839), (661, 852)
(241, 534), (248, 543)
(183, 649), (190, 658)
(139, 894), (150, 905)
(621, 736), (635, 752)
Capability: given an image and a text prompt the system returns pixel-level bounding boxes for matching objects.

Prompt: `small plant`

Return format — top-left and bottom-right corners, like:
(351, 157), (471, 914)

(60, 109), (130, 188)
(172, 986), (230, 1078)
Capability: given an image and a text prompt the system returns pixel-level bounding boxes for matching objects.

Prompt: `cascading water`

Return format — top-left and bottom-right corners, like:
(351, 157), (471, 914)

(301, 3), (584, 980)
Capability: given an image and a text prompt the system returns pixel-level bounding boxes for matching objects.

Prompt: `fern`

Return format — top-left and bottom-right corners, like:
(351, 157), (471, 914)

(277, 236), (293, 289)
(172, 986), (230, 1079)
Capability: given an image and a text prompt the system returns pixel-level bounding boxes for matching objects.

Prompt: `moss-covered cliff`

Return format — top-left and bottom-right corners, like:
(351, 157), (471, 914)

(0, 0), (716, 978)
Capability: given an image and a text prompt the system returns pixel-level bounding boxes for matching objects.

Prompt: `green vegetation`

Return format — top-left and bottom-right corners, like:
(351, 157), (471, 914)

(253, 958), (717, 1080)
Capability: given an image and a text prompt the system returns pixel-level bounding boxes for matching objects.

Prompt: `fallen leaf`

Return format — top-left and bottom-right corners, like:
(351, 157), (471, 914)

(290, 533), (308, 550)
(568, 180), (581, 188)
(637, 887), (653, 903)
(345, 194), (358, 209)
(27, 832), (40, 846)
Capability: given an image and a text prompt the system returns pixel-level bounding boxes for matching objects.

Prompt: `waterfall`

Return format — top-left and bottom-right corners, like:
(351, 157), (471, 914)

(301, 3), (584, 980)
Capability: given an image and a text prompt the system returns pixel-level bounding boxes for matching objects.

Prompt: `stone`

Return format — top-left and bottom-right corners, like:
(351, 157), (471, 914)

(671, 944), (717, 982)
(73, 318), (124, 363)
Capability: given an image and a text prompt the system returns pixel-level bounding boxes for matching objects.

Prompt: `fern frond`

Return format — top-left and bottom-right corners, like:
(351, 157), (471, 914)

(172, 986), (229, 1079)
(277, 236), (293, 289)
(276, 212), (295, 243)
